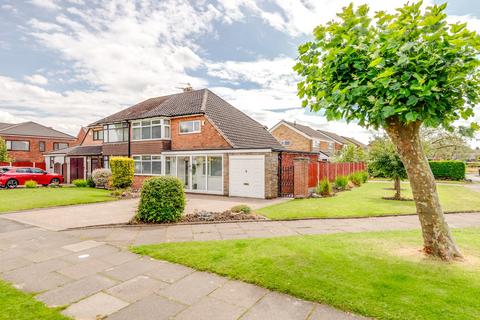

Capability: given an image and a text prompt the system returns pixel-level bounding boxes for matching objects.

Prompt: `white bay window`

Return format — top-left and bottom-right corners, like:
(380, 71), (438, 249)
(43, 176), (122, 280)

(132, 119), (170, 140)
(133, 155), (162, 175)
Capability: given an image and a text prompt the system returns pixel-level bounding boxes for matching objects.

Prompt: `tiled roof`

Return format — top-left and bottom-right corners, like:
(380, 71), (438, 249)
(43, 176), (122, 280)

(0, 121), (75, 139)
(0, 123), (13, 130)
(341, 136), (367, 148)
(91, 89), (282, 149)
(317, 130), (349, 144)
(282, 121), (335, 141)
(45, 145), (102, 156)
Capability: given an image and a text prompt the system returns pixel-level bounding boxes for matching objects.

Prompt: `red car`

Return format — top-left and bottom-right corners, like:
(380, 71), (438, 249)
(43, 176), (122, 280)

(0, 167), (63, 189)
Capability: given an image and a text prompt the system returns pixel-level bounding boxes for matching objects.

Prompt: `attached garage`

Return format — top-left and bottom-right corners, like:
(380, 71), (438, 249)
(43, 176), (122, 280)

(229, 155), (265, 198)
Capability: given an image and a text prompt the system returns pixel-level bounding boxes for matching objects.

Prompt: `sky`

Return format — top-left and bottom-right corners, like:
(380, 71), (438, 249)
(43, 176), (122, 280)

(1, 0), (480, 144)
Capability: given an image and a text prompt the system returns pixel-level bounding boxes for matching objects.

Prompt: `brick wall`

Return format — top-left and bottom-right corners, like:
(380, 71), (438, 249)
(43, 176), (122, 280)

(131, 140), (171, 155)
(1, 134), (76, 163)
(102, 143), (128, 156)
(81, 128), (104, 146)
(270, 124), (311, 152)
(171, 115), (231, 150)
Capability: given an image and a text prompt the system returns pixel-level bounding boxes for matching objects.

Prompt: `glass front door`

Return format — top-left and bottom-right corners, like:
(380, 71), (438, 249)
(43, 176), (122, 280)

(177, 156), (190, 189)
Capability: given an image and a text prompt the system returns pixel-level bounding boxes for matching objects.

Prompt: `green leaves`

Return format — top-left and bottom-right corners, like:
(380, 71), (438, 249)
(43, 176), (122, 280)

(294, 1), (480, 130)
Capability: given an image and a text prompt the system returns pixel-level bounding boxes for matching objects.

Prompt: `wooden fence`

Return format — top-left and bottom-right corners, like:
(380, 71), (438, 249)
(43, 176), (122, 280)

(0, 161), (46, 170)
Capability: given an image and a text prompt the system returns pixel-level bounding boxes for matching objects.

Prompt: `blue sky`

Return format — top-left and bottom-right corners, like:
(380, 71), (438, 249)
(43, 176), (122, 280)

(1, 0), (479, 143)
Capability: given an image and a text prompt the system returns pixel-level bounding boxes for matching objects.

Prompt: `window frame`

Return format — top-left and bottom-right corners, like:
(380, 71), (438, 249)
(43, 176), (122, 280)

(280, 140), (290, 146)
(131, 118), (171, 141)
(133, 154), (163, 175)
(103, 122), (129, 143)
(53, 142), (69, 151)
(92, 129), (104, 141)
(39, 141), (46, 152)
(179, 120), (201, 134)
(6, 140), (30, 151)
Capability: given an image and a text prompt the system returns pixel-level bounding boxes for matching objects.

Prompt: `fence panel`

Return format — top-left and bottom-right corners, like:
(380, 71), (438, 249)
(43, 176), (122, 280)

(0, 161), (46, 170)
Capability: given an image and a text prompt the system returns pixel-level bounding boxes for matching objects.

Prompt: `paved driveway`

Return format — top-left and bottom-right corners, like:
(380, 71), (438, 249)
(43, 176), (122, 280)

(1, 195), (287, 231)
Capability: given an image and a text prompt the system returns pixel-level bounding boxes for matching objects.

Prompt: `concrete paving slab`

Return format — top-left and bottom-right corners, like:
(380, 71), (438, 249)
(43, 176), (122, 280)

(102, 257), (161, 281)
(36, 274), (117, 307)
(62, 240), (104, 252)
(8, 271), (72, 293)
(107, 294), (186, 320)
(106, 275), (168, 303)
(310, 304), (368, 320)
(99, 251), (139, 266)
(3, 259), (71, 280)
(24, 247), (71, 263)
(209, 280), (268, 309)
(63, 292), (129, 320)
(144, 261), (194, 284)
(240, 292), (314, 320)
(0, 257), (32, 273)
(57, 259), (112, 280)
(175, 296), (246, 320)
(60, 244), (120, 264)
(158, 271), (228, 305)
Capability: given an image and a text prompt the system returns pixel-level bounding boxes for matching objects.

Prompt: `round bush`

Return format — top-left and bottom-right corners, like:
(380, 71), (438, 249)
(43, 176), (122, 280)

(137, 176), (186, 223)
(92, 168), (112, 188)
(72, 179), (88, 187)
(25, 180), (37, 188)
(334, 175), (349, 190)
(231, 204), (252, 214)
(349, 172), (363, 186)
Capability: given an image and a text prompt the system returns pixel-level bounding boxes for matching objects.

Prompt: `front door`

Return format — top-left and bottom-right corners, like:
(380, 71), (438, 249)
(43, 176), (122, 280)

(70, 158), (85, 181)
(177, 156), (190, 189)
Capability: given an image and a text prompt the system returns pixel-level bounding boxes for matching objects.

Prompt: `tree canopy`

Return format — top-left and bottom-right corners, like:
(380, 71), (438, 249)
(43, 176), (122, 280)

(294, 1), (480, 130)
(0, 138), (11, 162)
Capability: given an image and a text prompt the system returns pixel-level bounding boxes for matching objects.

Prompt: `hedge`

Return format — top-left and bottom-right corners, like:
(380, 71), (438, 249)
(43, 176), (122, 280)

(137, 176), (185, 223)
(109, 157), (134, 189)
(428, 161), (466, 181)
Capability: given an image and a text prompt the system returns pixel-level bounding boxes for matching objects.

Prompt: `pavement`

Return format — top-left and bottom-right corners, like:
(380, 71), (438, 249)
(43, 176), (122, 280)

(0, 218), (366, 320)
(1, 194), (288, 231)
(1, 201), (480, 320)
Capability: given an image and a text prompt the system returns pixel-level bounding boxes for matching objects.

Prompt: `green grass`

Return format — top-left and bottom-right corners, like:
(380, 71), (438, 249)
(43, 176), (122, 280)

(258, 181), (480, 219)
(0, 280), (69, 320)
(0, 187), (115, 213)
(133, 228), (480, 320)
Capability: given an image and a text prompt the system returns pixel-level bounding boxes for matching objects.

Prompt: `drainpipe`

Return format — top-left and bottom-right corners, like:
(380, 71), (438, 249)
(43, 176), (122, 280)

(127, 121), (131, 157)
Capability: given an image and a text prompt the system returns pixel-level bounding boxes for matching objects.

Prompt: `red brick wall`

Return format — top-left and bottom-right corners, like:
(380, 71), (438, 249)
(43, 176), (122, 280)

(81, 127), (104, 146)
(132, 175), (152, 190)
(171, 115), (231, 150)
(131, 140), (171, 155)
(1, 135), (76, 163)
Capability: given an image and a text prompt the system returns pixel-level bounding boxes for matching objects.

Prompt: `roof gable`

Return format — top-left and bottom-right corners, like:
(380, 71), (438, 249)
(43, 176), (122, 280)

(0, 121), (75, 139)
(276, 120), (335, 142)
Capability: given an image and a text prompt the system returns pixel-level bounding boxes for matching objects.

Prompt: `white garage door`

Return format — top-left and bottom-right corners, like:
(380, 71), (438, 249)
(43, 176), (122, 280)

(229, 155), (265, 198)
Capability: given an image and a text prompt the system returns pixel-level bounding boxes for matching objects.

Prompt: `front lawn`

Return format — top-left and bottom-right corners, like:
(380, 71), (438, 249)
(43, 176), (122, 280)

(0, 187), (115, 213)
(258, 181), (480, 219)
(134, 228), (480, 320)
(0, 280), (69, 320)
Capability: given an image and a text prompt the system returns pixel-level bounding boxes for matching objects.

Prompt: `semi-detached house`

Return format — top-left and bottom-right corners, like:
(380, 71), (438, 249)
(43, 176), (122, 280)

(45, 89), (284, 199)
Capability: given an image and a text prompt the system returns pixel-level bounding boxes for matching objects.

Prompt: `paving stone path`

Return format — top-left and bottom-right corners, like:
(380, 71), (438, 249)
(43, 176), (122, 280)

(1, 213), (479, 319)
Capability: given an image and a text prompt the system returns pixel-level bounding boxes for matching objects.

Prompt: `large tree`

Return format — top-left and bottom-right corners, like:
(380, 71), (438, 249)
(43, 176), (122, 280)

(0, 137), (11, 162)
(294, 2), (480, 260)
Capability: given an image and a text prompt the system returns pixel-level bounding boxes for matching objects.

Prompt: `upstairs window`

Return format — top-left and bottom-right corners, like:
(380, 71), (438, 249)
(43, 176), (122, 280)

(280, 140), (290, 146)
(53, 142), (69, 150)
(179, 120), (201, 134)
(93, 130), (103, 141)
(132, 119), (170, 140)
(313, 140), (321, 148)
(104, 123), (129, 143)
(328, 142), (334, 152)
(39, 141), (46, 152)
(6, 140), (29, 151)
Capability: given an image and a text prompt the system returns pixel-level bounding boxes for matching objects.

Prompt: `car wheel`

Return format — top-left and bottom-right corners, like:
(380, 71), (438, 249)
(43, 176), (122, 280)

(6, 179), (18, 189)
(50, 178), (60, 186)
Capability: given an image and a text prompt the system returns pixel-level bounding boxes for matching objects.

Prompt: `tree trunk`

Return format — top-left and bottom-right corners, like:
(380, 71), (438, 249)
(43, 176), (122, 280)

(394, 177), (401, 200)
(385, 118), (462, 261)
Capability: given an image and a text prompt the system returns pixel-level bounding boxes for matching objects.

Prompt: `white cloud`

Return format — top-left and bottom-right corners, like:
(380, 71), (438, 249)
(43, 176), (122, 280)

(24, 74), (49, 85)
(29, 0), (59, 11)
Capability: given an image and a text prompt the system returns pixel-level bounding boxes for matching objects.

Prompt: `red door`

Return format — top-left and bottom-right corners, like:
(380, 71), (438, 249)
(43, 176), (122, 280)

(70, 158), (85, 181)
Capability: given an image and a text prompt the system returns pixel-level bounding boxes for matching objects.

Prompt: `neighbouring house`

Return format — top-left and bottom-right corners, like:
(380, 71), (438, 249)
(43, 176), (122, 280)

(269, 120), (366, 158)
(45, 89), (284, 198)
(0, 121), (77, 167)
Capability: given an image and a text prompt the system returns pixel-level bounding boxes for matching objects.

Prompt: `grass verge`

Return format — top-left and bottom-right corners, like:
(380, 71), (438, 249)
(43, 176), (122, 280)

(0, 187), (115, 213)
(133, 228), (480, 320)
(258, 181), (480, 219)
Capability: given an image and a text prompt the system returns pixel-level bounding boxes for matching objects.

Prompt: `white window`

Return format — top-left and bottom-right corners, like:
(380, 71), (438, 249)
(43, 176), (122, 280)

(6, 140), (29, 151)
(133, 155), (162, 175)
(179, 120), (201, 134)
(313, 140), (321, 148)
(328, 142), (334, 152)
(104, 123), (129, 143)
(132, 118), (170, 140)
(280, 140), (290, 146)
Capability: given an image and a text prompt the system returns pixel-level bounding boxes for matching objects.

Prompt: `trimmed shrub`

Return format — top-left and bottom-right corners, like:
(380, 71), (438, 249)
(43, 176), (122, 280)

(137, 176), (185, 223)
(25, 180), (37, 188)
(359, 171), (369, 183)
(316, 178), (332, 196)
(334, 175), (349, 190)
(349, 172), (363, 186)
(92, 168), (112, 188)
(231, 204), (252, 214)
(429, 160), (466, 180)
(110, 157), (135, 189)
(72, 179), (88, 187)
(86, 177), (95, 188)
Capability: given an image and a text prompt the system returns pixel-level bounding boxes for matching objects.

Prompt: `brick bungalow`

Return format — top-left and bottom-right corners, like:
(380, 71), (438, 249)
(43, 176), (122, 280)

(45, 89), (284, 198)
(0, 121), (76, 166)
